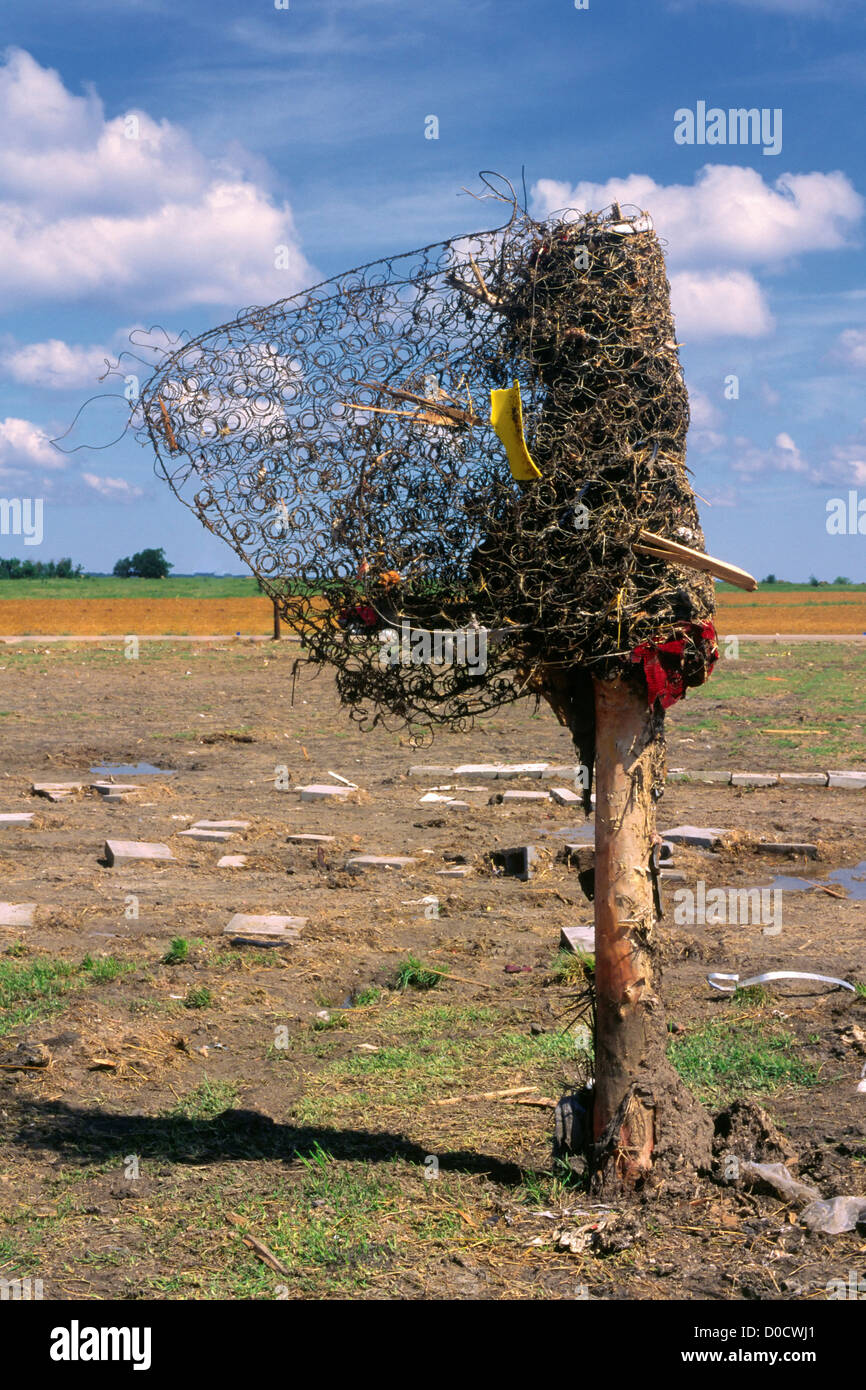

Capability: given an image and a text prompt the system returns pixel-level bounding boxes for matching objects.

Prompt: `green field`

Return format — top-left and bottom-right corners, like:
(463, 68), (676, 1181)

(0, 575), (261, 598)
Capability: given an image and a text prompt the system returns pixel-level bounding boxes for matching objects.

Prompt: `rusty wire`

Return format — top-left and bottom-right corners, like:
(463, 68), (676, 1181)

(138, 203), (715, 737)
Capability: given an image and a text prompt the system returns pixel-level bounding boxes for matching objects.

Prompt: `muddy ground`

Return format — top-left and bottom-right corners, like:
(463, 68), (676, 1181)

(0, 639), (864, 1300)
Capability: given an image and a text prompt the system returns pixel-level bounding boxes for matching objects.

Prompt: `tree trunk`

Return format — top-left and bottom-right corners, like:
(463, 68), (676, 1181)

(589, 673), (713, 1192)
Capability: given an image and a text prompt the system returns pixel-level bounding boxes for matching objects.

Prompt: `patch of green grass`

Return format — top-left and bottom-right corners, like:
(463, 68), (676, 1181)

(167, 1078), (238, 1121)
(162, 938), (189, 965)
(0, 954), (134, 1036)
(550, 948), (594, 983)
(668, 1018), (818, 1103)
(184, 986), (212, 1010)
(390, 955), (441, 991)
(854, 982), (866, 999)
(353, 986), (382, 1006)
(295, 1009), (590, 1124)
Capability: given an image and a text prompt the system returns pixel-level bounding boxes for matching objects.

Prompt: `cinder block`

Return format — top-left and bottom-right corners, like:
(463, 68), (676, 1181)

(104, 840), (175, 865)
(560, 924), (595, 953)
(490, 845), (537, 880)
(346, 855), (417, 873)
(192, 820), (250, 831)
(298, 784), (352, 801)
(225, 913), (306, 945)
(732, 773), (779, 787)
(0, 903), (37, 926)
(501, 789), (550, 803)
(827, 770), (866, 790)
(758, 841), (819, 858)
(662, 825), (730, 849)
(550, 786), (582, 805)
(779, 772), (829, 787)
(178, 828), (235, 842)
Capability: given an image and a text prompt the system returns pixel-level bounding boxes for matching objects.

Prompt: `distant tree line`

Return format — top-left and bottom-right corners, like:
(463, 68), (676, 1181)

(113, 548), (172, 578)
(0, 557), (83, 579)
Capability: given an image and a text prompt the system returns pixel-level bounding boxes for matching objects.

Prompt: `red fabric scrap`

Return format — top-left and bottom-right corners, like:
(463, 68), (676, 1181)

(631, 621), (719, 711)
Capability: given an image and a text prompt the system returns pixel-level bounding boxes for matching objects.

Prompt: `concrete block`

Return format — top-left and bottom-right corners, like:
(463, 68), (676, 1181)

(758, 841), (819, 859)
(408, 765), (453, 777)
(419, 792), (454, 803)
(688, 771), (732, 785)
(217, 855), (248, 868)
(0, 813), (34, 825)
(225, 913), (306, 945)
(779, 772), (829, 787)
(732, 772), (779, 787)
(32, 782), (83, 801)
(541, 766), (583, 780)
(550, 786), (582, 805)
(501, 789), (550, 803)
(662, 825), (731, 849)
(490, 845), (537, 880)
(104, 839), (175, 865)
(665, 770), (691, 782)
(497, 763), (548, 779)
(287, 834), (335, 844)
(560, 924), (595, 953)
(453, 764), (507, 779)
(298, 784), (351, 801)
(0, 903), (37, 926)
(178, 828), (235, 842)
(192, 820), (250, 831)
(828, 770), (866, 790)
(436, 866), (473, 878)
(346, 855), (417, 873)
(91, 782), (141, 796)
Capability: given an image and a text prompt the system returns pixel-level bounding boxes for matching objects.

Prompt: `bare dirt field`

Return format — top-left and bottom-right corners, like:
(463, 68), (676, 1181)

(0, 639), (864, 1300)
(2, 587), (866, 636)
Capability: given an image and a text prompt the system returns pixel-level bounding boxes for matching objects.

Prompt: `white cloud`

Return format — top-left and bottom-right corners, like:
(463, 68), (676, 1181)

(732, 431), (809, 477)
(3, 338), (111, 389)
(0, 49), (313, 309)
(818, 442), (866, 486)
(671, 269), (774, 339)
(532, 165), (862, 270)
(0, 416), (63, 473)
(81, 472), (145, 501)
(834, 329), (866, 368)
(689, 388), (721, 430)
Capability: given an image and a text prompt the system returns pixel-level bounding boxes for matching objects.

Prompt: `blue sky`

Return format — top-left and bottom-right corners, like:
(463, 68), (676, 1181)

(1, 0), (865, 577)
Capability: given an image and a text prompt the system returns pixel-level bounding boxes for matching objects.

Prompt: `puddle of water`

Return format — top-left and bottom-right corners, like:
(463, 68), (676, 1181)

(766, 860), (866, 901)
(90, 762), (176, 776)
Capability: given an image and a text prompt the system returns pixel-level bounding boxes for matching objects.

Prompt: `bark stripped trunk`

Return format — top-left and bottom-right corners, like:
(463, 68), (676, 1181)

(542, 668), (712, 1194)
(590, 674), (712, 1192)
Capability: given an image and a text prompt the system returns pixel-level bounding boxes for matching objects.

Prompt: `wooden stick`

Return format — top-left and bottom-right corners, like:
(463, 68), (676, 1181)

(338, 401), (459, 428)
(356, 381), (482, 426)
(634, 530), (757, 591)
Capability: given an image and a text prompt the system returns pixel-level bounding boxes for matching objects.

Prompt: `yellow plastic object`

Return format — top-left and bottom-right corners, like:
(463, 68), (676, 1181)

(490, 381), (541, 481)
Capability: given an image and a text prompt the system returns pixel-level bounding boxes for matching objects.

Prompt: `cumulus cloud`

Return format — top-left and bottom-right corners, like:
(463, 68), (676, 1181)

(0, 416), (64, 474)
(81, 472), (145, 501)
(3, 338), (112, 389)
(732, 431), (809, 477)
(532, 165), (862, 269)
(671, 269), (773, 339)
(727, 430), (866, 486)
(0, 49), (313, 310)
(833, 328), (866, 368)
